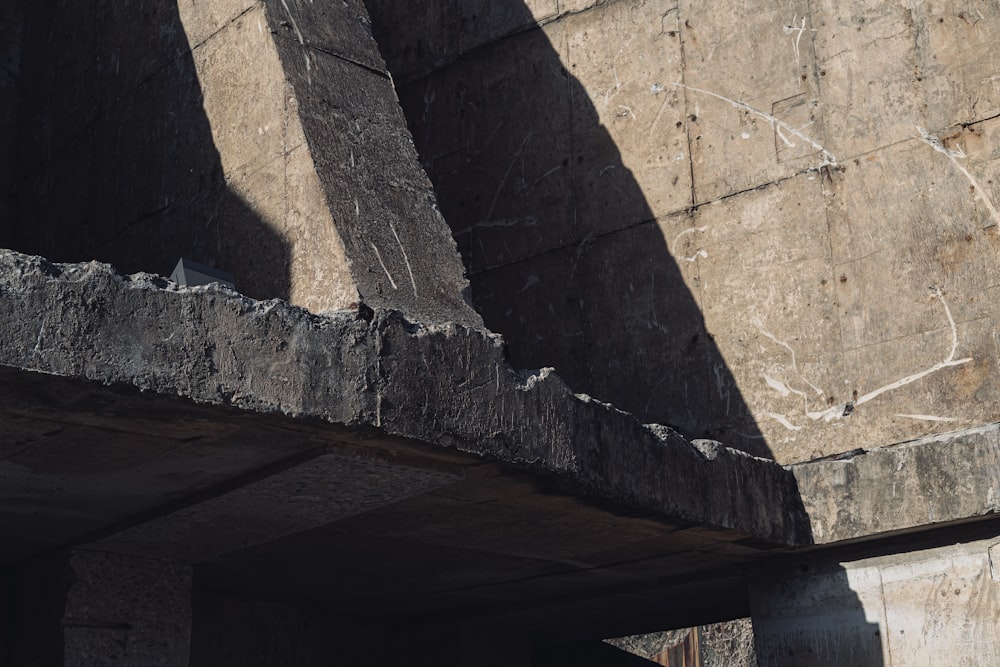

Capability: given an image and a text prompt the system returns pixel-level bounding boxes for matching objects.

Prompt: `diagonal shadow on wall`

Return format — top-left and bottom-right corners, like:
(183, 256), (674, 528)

(366, 0), (768, 457)
(12, 0), (290, 303)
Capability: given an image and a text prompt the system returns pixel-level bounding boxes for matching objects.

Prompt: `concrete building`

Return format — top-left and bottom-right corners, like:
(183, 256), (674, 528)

(2, 0), (1000, 664)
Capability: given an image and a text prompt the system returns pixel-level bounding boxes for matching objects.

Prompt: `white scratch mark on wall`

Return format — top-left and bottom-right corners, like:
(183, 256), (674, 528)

(755, 318), (824, 396)
(803, 290), (973, 423)
(714, 363), (731, 414)
(673, 82), (837, 165)
(370, 242), (398, 290)
(916, 125), (1000, 228)
(846, 289), (971, 409)
(617, 104), (636, 120)
(763, 373), (808, 399)
(774, 124), (795, 148)
(682, 250), (708, 262)
(484, 133), (532, 223)
(895, 413), (959, 423)
(280, 0), (306, 44)
(765, 411), (802, 431)
(783, 15), (816, 66)
(388, 221), (418, 297)
(670, 225), (709, 255)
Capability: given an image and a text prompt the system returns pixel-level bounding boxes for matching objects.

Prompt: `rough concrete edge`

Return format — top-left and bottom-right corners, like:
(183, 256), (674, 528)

(0, 248), (808, 546)
(792, 421), (1000, 545)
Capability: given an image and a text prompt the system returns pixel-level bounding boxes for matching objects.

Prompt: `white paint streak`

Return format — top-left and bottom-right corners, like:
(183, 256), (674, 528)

(804, 290), (973, 424)
(484, 133), (532, 223)
(754, 318), (824, 396)
(783, 15), (816, 65)
(916, 125), (1000, 228)
(673, 82), (837, 165)
(670, 225), (709, 255)
(895, 413), (959, 423)
(280, 0), (306, 44)
(765, 411), (803, 431)
(764, 374), (791, 397)
(370, 242), (398, 290)
(388, 221), (418, 297)
(849, 290), (971, 410)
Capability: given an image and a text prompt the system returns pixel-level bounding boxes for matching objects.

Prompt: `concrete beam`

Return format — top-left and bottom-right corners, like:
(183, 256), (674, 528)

(793, 423), (1000, 545)
(0, 248), (807, 549)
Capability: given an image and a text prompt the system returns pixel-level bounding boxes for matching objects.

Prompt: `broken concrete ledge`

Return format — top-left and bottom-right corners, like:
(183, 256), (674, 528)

(0, 248), (807, 547)
(793, 423), (1000, 545)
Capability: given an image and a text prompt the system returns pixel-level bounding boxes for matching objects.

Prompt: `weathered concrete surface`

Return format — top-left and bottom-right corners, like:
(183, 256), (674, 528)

(373, 0), (1000, 463)
(0, 247), (823, 646)
(793, 422), (1000, 545)
(13, 0), (477, 325)
(0, 248), (806, 548)
(0, 1), (19, 247)
(63, 551), (192, 667)
(750, 534), (1000, 666)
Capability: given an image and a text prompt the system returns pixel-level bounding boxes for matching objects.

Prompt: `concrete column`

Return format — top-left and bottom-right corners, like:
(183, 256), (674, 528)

(749, 535), (1000, 666)
(62, 551), (191, 667)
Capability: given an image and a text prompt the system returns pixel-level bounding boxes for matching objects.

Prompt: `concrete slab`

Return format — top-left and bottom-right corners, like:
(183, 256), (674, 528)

(0, 248), (808, 558)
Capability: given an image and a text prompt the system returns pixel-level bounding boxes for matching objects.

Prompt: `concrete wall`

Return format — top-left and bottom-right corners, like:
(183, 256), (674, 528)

(750, 534), (1000, 666)
(12, 0), (477, 324)
(370, 0), (1000, 463)
(0, 1), (21, 247)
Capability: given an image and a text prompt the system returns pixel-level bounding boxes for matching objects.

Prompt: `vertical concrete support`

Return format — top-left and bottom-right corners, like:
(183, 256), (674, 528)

(63, 551), (192, 667)
(15, 0), (478, 324)
(0, 0), (21, 246)
(749, 536), (1000, 665)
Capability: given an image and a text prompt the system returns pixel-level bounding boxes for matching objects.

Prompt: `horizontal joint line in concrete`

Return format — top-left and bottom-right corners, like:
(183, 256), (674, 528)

(305, 44), (390, 79)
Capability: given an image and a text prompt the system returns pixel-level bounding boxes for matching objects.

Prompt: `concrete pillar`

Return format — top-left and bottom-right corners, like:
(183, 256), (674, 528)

(62, 551), (192, 667)
(8, 550), (192, 667)
(0, 0), (21, 247)
(749, 535), (1000, 666)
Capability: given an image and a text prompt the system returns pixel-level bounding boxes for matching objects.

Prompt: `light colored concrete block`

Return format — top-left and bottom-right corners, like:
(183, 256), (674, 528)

(566, 0), (691, 232)
(193, 5), (286, 179)
(177, 0), (258, 48)
(679, 0), (823, 204)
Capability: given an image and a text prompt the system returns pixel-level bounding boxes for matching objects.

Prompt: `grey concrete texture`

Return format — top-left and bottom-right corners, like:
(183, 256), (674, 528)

(0, 248), (807, 546)
(63, 551), (192, 667)
(793, 422), (1000, 545)
(375, 0), (1000, 464)
(92, 452), (460, 562)
(750, 535), (1000, 665)
(13, 0), (478, 325)
(0, 1), (20, 248)
(267, 0), (478, 326)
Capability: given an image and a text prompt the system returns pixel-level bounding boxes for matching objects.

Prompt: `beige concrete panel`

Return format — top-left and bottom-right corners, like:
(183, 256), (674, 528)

(177, 0), (258, 48)
(274, 39), (479, 324)
(876, 540), (1000, 665)
(811, 0), (924, 159)
(566, 1), (691, 234)
(284, 144), (358, 313)
(827, 137), (1000, 352)
(911, 1), (1000, 130)
(559, 0), (609, 16)
(837, 316), (995, 448)
(192, 5), (287, 179)
(693, 176), (842, 459)
(678, 0), (823, 204)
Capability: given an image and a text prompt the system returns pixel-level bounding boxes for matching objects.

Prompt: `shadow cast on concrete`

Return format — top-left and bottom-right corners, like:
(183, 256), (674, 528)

(750, 564), (885, 666)
(365, 0), (767, 456)
(12, 0), (290, 302)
